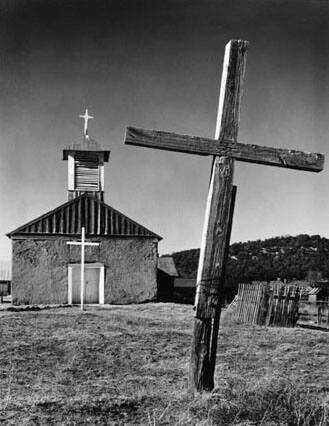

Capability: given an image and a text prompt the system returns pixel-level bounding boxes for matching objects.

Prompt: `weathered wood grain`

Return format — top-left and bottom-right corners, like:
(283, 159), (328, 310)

(190, 40), (248, 392)
(125, 127), (324, 172)
(193, 156), (234, 320)
(208, 185), (237, 378)
(215, 40), (248, 141)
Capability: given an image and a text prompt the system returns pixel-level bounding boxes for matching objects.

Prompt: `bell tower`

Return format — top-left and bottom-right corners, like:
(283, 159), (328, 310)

(63, 109), (110, 201)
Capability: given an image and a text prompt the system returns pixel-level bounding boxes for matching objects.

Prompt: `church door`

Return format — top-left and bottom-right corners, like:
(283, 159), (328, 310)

(68, 264), (104, 304)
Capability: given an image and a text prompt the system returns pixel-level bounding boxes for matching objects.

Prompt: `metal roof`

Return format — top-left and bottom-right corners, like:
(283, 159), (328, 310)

(7, 194), (162, 240)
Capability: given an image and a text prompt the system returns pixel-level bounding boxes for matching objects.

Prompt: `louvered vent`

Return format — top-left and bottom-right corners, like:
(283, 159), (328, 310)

(75, 152), (99, 191)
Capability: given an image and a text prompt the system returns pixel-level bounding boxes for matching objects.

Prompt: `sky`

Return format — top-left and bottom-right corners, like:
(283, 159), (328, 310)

(0, 0), (328, 260)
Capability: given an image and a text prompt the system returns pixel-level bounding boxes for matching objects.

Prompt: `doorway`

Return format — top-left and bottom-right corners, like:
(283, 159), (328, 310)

(68, 263), (104, 304)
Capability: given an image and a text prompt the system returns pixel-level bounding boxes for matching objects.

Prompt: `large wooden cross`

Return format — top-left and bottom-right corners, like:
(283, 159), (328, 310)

(124, 40), (324, 392)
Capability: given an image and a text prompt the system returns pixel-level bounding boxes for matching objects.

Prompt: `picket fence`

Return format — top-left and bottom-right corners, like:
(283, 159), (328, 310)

(236, 282), (300, 327)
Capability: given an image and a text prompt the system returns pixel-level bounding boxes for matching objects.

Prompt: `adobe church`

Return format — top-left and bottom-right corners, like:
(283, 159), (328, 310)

(7, 110), (161, 305)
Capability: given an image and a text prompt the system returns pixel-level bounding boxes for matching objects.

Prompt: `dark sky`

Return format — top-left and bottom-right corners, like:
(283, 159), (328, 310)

(0, 0), (328, 259)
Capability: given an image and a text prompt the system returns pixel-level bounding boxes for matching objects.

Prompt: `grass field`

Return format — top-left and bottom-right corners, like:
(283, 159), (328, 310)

(0, 303), (329, 425)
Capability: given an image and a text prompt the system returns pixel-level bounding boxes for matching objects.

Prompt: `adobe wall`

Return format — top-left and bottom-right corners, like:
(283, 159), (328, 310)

(12, 237), (158, 305)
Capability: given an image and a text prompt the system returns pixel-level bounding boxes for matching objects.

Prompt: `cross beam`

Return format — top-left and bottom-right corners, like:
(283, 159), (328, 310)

(124, 40), (325, 392)
(125, 127), (324, 173)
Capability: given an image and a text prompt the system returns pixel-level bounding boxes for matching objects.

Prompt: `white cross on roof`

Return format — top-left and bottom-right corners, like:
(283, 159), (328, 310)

(79, 108), (94, 135)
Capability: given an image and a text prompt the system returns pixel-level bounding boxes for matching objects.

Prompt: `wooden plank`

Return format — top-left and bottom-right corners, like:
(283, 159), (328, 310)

(253, 283), (262, 324)
(291, 287), (300, 327)
(282, 286), (289, 327)
(251, 284), (256, 324)
(190, 40), (248, 392)
(284, 286), (291, 327)
(248, 284), (255, 323)
(242, 284), (249, 322)
(257, 284), (268, 325)
(193, 156), (234, 320)
(241, 284), (246, 322)
(239, 284), (245, 321)
(209, 184), (237, 376)
(275, 285), (285, 326)
(246, 284), (252, 323)
(241, 284), (247, 322)
(265, 288), (274, 327)
(252, 284), (260, 324)
(125, 127), (324, 173)
(244, 284), (250, 323)
(240, 283), (245, 319)
(236, 284), (242, 319)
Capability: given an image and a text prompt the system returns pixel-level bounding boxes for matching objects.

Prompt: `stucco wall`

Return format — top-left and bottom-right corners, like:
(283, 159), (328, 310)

(12, 237), (158, 305)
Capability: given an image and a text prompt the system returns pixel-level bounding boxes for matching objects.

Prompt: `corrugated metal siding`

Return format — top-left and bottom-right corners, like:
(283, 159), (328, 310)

(8, 194), (161, 239)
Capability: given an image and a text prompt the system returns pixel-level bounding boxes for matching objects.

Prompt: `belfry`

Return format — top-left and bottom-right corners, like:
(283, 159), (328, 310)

(63, 109), (109, 201)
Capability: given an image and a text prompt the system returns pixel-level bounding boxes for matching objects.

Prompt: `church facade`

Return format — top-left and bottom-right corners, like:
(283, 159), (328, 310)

(7, 110), (161, 305)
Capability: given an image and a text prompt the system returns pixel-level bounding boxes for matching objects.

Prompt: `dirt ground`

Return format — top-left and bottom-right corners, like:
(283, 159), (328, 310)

(0, 303), (328, 425)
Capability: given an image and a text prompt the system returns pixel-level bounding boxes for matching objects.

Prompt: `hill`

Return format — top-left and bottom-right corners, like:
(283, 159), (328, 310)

(172, 234), (329, 282)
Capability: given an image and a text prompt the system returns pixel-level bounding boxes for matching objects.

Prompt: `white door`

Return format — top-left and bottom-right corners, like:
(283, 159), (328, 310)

(70, 265), (102, 304)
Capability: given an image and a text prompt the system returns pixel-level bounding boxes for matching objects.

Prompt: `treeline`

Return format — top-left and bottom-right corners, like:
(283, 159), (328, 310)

(172, 234), (329, 283)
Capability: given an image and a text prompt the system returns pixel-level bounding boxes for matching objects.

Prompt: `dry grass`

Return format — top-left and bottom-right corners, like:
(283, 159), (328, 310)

(0, 303), (328, 425)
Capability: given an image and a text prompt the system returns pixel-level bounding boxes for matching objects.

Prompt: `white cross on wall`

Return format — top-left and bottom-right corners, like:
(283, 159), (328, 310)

(67, 227), (99, 311)
(79, 108), (94, 136)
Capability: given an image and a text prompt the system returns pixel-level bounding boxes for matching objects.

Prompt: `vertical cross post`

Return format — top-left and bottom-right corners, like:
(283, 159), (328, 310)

(67, 226), (99, 310)
(190, 40), (248, 392)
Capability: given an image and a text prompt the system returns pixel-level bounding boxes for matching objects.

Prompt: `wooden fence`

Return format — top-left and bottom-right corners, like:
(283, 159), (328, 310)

(297, 301), (329, 329)
(236, 282), (300, 327)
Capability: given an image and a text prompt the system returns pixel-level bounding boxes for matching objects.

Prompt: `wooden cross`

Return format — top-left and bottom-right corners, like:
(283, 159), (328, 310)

(124, 40), (324, 392)
(79, 108), (94, 136)
(67, 227), (99, 311)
